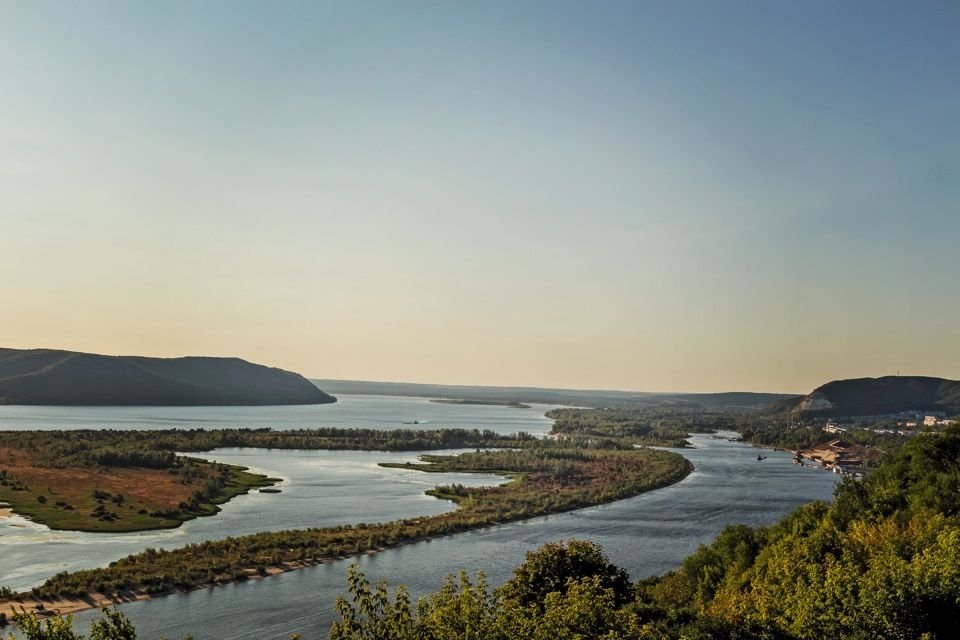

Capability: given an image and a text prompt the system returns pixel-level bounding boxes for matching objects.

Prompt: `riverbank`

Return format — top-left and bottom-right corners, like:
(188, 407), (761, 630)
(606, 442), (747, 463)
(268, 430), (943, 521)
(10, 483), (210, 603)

(0, 432), (286, 533)
(0, 448), (693, 618)
(745, 439), (876, 477)
(0, 545), (411, 622)
(0, 559), (320, 621)
(428, 399), (531, 409)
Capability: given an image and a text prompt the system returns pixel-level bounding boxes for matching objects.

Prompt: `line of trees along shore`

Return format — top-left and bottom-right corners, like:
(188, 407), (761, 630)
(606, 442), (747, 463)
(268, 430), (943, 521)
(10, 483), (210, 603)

(1, 446), (690, 604)
(7, 424), (960, 638)
(0, 419), (680, 533)
(14, 427), (960, 640)
(7, 409), (953, 638)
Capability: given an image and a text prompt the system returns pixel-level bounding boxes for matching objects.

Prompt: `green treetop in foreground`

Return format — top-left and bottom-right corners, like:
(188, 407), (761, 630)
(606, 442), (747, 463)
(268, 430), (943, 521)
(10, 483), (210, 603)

(4, 606), (137, 640)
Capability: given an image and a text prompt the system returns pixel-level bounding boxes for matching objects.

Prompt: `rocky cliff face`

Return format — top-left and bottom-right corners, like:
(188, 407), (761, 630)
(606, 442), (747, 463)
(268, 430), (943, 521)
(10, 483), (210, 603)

(797, 392), (834, 411)
(763, 376), (960, 418)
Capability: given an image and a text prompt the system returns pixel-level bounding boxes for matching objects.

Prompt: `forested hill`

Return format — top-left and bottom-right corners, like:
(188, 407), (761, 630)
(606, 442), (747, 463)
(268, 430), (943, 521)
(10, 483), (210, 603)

(762, 375), (960, 417)
(0, 348), (335, 406)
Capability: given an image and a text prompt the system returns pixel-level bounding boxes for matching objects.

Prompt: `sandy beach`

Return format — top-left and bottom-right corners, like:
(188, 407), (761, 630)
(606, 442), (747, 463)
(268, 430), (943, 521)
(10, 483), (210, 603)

(0, 545), (409, 626)
(1, 594), (143, 619)
(0, 558), (336, 624)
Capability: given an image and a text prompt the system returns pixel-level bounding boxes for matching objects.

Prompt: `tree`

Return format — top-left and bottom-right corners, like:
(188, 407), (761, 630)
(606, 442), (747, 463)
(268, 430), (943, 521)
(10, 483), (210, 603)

(329, 564), (415, 640)
(415, 571), (501, 640)
(7, 607), (83, 640)
(499, 540), (632, 611)
(90, 607), (137, 640)
(6, 607), (137, 640)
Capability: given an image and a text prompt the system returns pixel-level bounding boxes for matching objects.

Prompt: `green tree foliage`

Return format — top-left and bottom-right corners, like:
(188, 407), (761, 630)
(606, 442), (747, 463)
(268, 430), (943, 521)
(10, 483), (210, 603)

(329, 565), (415, 640)
(0, 428), (539, 469)
(639, 426), (960, 638)
(414, 571), (500, 640)
(11, 447), (687, 602)
(88, 607), (137, 640)
(512, 576), (646, 640)
(6, 607), (135, 640)
(328, 546), (647, 640)
(546, 407), (728, 447)
(499, 540), (632, 611)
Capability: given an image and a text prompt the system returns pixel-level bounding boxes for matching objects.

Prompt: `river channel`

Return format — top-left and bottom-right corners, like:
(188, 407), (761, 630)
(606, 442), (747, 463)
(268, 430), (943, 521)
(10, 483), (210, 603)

(1, 396), (839, 639)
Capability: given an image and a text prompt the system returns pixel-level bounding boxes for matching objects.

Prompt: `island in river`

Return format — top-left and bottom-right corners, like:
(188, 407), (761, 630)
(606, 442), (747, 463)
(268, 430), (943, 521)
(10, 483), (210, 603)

(0, 433), (691, 615)
(428, 398), (531, 408)
(0, 438), (277, 532)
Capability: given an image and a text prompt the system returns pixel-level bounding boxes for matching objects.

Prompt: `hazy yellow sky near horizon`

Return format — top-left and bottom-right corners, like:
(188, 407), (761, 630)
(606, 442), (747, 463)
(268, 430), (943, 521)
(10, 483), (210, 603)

(3, 2), (959, 394)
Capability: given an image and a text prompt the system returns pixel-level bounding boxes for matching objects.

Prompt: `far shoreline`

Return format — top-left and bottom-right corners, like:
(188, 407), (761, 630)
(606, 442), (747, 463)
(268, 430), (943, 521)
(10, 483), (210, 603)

(428, 398), (531, 409)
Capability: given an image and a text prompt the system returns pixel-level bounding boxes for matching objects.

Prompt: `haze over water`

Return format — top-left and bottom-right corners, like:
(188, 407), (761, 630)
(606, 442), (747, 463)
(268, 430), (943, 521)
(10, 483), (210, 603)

(0, 395), (556, 435)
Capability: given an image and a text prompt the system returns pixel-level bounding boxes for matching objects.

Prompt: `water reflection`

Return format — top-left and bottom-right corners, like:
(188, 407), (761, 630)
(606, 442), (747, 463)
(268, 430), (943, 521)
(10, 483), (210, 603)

(55, 434), (838, 640)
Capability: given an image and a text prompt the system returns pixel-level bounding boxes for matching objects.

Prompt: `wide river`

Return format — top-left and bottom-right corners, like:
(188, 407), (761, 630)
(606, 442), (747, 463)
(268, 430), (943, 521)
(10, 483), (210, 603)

(1, 395), (839, 639)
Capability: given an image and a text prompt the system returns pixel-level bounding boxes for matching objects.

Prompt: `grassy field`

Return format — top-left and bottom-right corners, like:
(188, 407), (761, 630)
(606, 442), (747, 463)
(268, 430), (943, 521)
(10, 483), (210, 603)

(0, 446), (277, 532)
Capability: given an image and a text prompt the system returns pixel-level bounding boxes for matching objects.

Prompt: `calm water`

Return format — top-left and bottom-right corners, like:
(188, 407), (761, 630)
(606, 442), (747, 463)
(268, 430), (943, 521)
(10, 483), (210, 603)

(1, 398), (839, 639)
(0, 394), (557, 436)
(0, 448), (508, 591)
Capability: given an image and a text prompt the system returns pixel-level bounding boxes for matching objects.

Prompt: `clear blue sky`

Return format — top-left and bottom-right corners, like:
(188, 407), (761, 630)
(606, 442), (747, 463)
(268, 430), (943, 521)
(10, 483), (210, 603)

(1, 1), (958, 392)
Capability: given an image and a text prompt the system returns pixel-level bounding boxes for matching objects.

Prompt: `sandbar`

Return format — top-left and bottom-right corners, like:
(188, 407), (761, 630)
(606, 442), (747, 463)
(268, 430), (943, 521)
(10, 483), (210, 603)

(0, 559), (334, 621)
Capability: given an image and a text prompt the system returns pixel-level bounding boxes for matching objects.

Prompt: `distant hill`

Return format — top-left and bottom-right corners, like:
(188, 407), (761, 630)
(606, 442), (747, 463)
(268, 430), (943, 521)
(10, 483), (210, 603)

(313, 379), (794, 411)
(761, 376), (960, 418)
(0, 348), (336, 406)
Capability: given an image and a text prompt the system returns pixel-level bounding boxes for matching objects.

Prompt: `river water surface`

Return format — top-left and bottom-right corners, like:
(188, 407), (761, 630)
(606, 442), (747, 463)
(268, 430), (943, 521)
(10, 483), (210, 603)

(1, 396), (838, 639)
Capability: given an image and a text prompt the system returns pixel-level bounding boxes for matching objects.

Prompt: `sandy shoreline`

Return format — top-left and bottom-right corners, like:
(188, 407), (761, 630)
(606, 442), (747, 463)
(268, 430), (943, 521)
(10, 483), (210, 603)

(1, 593), (144, 619)
(0, 457), (694, 626)
(0, 553), (380, 622)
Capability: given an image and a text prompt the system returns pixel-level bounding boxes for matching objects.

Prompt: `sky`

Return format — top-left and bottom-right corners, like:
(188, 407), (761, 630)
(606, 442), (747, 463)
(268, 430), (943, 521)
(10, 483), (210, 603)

(1, 1), (959, 394)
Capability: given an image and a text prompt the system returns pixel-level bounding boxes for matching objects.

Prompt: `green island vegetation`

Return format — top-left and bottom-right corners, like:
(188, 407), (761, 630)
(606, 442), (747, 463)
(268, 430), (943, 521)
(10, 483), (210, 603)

(0, 432), (276, 532)
(9, 418), (960, 638)
(10, 424), (959, 638)
(0, 445), (690, 608)
(0, 426), (539, 454)
(428, 398), (531, 408)
(0, 401), (926, 536)
(546, 406), (733, 447)
(0, 417), (681, 534)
